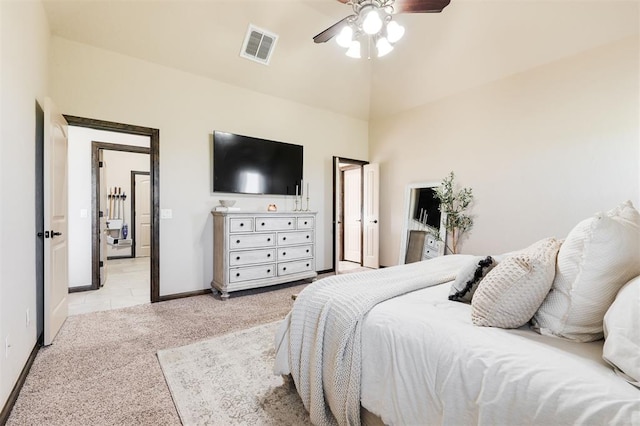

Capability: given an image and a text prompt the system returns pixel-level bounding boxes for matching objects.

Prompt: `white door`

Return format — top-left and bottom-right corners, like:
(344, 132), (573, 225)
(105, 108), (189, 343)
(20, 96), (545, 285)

(334, 158), (342, 268)
(134, 174), (151, 257)
(363, 163), (380, 269)
(343, 168), (361, 263)
(99, 151), (108, 286)
(44, 98), (69, 346)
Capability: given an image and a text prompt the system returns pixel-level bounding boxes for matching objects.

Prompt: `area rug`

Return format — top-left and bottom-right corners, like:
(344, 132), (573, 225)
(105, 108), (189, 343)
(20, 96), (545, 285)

(157, 321), (311, 425)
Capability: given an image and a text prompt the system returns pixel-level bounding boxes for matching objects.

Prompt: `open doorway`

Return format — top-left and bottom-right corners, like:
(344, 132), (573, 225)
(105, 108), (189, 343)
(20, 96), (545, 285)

(64, 116), (160, 315)
(332, 157), (380, 274)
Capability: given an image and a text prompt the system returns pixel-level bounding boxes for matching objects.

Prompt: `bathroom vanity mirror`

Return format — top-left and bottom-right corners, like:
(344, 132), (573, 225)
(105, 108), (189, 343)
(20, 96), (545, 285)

(398, 182), (447, 264)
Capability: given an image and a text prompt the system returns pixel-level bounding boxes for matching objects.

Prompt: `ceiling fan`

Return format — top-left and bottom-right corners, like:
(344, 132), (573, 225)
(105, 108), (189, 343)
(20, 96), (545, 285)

(313, 0), (451, 58)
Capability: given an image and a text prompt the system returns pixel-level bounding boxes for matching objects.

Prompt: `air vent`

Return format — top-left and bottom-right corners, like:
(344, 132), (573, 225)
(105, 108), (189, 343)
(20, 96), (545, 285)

(240, 24), (278, 65)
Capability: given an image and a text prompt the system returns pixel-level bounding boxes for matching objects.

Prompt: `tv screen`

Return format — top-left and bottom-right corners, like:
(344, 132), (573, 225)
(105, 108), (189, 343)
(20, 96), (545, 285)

(413, 188), (442, 229)
(213, 131), (303, 195)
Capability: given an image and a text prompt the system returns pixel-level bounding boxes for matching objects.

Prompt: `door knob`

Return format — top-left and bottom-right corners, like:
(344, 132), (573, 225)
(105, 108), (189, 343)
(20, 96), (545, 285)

(371, 220), (378, 224)
(51, 231), (62, 238)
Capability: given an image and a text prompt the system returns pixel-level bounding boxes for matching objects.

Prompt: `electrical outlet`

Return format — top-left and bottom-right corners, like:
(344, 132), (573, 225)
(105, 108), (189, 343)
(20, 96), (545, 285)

(26, 308), (30, 327)
(5, 336), (10, 359)
(160, 209), (173, 219)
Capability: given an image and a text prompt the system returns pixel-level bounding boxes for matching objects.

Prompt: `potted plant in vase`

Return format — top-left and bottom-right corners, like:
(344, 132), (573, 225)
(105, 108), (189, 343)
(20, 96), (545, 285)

(434, 171), (474, 254)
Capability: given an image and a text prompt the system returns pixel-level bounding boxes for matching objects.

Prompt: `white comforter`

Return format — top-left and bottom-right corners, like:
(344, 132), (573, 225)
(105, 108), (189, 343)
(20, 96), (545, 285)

(275, 255), (473, 426)
(276, 261), (640, 425)
(361, 283), (640, 425)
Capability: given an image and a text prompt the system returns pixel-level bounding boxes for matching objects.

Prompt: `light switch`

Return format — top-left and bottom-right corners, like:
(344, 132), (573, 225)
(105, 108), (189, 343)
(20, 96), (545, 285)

(80, 209), (88, 218)
(161, 209), (173, 219)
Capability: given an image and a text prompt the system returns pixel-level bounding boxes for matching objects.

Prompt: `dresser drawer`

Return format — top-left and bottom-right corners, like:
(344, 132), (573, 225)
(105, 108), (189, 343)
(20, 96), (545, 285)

(229, 264), (276, 283)
(279, 231), (313, 246)
(229, 233), (275, 249)
(278, 259), (314, 276)
(229, 218), (254, 233)
(255, 217), (296, 231)
(297, 216), (314, 229)
(229, 248), (275, 266)
(277, 245), (313, 261)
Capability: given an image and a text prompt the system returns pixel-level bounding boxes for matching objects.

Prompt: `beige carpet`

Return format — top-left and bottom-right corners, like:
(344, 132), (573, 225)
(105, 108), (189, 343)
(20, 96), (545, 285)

(7, 281), (312, 425)
(158, 322), (310, 425)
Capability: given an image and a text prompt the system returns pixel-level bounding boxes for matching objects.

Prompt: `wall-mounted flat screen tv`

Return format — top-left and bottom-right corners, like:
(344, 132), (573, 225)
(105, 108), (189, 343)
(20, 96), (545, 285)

(213, 131), (303, 195)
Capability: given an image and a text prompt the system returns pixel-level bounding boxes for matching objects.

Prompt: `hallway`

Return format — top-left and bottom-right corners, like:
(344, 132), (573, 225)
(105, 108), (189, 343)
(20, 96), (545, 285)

(67, 257), (150, 315)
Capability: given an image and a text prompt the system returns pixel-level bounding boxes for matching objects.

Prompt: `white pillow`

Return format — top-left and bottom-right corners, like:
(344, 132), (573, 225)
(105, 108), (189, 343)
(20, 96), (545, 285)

(472, 238), (561, 329)
(532, 201), (640, 342)
(603, 275), (640, 387)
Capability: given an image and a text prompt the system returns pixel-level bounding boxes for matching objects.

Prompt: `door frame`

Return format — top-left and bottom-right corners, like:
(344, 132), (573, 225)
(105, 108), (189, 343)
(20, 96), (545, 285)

(130, 170), (150, 259)
(93, 142), (150, 266)
(64, 115), (161, 303)
(332, 156), (368, 272)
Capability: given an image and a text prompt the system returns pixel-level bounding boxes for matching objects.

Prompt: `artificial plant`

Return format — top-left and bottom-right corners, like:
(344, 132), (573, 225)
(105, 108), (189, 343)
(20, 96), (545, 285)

(434, 171), (474, 254)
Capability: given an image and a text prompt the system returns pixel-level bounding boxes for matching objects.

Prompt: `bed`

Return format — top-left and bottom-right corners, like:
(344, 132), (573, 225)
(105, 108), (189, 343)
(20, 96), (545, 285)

(274, 201), (640, 425)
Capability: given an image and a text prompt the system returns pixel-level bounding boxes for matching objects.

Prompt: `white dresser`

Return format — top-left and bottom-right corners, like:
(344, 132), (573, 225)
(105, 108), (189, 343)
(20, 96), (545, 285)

(212, 211), (318, 299)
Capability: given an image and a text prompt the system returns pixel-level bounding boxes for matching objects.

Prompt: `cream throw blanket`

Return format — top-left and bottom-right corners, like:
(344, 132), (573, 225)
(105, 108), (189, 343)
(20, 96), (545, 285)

(282, 255), (472, 426)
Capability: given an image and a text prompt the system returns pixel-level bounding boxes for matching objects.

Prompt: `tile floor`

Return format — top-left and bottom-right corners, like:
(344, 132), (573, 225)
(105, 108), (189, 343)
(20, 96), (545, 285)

(338, 260), (372, 274)
(67, 257), (150, 315)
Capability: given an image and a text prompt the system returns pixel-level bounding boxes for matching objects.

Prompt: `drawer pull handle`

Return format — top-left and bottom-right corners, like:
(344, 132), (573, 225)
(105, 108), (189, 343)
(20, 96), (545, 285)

(261, 222), (265, 226)
(306, 263), (310, 267)
(267, 238), (271, 242)
(283, 237), (287, 241)
(306, 249), (309, 253)
(283, 252), (287, 256)
(236, 240), (240, 244)
(236, 256), (240, 260)
(267, 253), (271, 257)
(236, 273), (240, 277)
(306, 235), (310, 239)
(267, 269), (271, 273)
(304, 221), (308, 225)
(240, 223), (244, 227)
(288, 222), (292, 225)
(283, 267), (287, 271)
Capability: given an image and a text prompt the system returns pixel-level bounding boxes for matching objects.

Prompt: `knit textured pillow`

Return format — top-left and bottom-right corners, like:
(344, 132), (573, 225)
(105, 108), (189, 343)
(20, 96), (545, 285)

(532, 201), (640, 342)
(472, 238), (562, 329)
(449, 256), (496, 303)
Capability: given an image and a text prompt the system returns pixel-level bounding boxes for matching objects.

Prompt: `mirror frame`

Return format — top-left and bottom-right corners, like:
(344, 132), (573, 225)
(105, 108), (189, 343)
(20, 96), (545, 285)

(398, 181), (447, 264)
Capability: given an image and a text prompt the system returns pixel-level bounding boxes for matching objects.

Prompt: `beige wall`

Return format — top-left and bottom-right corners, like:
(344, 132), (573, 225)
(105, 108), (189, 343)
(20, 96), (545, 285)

(0, 0), (50, 408)
(371, 36), (640, 266)
(50, 36), (369, 296)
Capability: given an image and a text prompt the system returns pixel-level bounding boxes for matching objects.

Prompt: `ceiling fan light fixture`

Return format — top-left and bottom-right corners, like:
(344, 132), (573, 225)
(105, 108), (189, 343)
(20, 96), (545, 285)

(345, 40), (361, 58)
(376, 36), (394, 57)
(362, 8), (383, 35)
(336, 25), (353, 48)
(386, 20), (405, 43)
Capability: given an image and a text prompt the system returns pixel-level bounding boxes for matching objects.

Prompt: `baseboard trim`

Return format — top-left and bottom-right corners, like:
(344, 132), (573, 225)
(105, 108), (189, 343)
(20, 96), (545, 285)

(69, 285), (93, 293)
(0, 336), (41, 425)
(317, 268), (334, 275)
(157, 288), (212, 302)
(106, 255), (133, 260)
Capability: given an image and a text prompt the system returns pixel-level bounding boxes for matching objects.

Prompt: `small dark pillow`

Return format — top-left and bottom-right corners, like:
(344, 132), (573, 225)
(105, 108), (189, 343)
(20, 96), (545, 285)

(449, 256), (496, 303)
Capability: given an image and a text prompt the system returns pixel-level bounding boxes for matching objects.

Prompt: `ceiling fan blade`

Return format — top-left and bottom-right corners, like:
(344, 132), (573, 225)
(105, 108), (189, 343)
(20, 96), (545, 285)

(313, 16), (351, 44)
(393, 0), (451, 13)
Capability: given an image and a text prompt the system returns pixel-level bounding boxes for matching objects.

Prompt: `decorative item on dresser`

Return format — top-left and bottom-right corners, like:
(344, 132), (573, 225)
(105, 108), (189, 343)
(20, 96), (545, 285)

(212, 211), (317, 299)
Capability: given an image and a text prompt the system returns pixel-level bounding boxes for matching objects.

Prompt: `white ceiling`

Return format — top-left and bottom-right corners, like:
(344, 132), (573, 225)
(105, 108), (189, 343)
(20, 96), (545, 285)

(42, 0), (639, 121)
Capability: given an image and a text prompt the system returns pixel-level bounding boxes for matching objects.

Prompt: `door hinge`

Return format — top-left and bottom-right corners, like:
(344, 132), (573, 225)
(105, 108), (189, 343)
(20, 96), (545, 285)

(99, 211), (104, 218)
(99, 161), (104, 167)
(99, 261), (104, 267)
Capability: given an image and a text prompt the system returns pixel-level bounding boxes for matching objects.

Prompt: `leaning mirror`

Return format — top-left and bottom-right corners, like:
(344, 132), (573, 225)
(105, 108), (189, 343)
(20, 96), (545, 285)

(398, 182), (447, 264)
